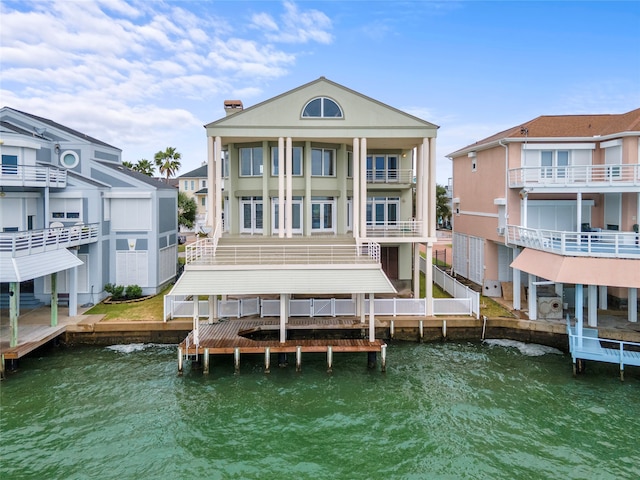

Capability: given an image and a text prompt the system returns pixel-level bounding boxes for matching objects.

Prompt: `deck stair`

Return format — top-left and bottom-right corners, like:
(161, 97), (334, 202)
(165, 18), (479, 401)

(567, 319), (640, 380)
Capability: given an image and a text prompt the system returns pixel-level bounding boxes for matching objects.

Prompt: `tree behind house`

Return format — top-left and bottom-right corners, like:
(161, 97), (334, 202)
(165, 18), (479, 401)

(134, 159), (155, 176)
(154, 147), (182, 183)
(178, 191), (197, 229)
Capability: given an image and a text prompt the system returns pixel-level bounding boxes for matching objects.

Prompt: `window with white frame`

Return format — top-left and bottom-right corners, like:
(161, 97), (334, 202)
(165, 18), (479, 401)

(183, 180), (189, 190)
(541, 150), (569, 179)
(271, 197), (303, 234)
(240, 196), (263, 234)
(311, 197), (335, 232)
(346, 197), (353, 231)
(311, 148), (335, 176)
(366, 155), (399, 182)
(366, 197), (399, 227)
(239, 147), (263, 177)
(302, 97), (343, 118)
(50, 198), (82, 222)
(271, 146), (303, 176)
(110, 198), (152, 231)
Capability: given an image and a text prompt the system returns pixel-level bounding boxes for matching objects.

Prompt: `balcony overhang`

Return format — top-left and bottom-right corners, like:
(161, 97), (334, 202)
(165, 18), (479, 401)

(0, 248), (83, 283)
(511, 249), (640, 289)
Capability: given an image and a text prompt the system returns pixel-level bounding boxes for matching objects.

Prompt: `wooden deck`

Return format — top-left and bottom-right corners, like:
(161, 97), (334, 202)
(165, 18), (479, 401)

(178, 318), (386, 374)
(0, 323), (67, 360)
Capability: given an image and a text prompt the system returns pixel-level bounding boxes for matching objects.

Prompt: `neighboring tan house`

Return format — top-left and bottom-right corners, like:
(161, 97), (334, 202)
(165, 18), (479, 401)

(178, 164), (208, 233)
(448, 108), (640, 326)
(0, 107), (178, 340)
(168, 77), (439, 339)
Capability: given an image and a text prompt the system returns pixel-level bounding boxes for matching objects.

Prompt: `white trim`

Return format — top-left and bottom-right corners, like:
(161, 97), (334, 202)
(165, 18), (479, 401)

(601, 139), (623, 149)
(0, 136), (42, 149)
(522, 143), (595, 150)
(459, 210), (499, 218)
(103, 191), (152, 198)
(59, 150), (79, 169)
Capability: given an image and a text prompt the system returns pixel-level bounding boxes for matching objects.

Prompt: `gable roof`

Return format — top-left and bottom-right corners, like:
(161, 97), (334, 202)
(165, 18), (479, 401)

(449, 107), (640, 157)
(2, 106), (121, 150)
(205, 77), (439, 130)
(179, 164), (208, 178)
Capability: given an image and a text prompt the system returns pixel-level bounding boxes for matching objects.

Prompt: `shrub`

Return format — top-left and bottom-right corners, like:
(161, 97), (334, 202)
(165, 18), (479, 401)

(125, 285), (143, 299)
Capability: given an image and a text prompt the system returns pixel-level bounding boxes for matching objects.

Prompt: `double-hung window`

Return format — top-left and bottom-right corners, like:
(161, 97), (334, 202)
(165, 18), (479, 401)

(271, 146), (303, 176)
(311, 148), (335, 176)
(240, 147), (263, 177)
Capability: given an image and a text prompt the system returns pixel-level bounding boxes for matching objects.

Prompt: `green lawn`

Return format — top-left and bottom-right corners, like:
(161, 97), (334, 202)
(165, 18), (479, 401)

(85, 285), (172, 321)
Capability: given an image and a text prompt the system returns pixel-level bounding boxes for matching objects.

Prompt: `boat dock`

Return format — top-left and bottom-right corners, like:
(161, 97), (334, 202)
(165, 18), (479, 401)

(178, 317), (387, 374)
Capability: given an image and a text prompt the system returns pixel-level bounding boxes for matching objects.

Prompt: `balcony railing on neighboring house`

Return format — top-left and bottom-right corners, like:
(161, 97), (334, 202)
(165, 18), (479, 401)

(507, 225), (640, 259)
(366, 169), (413, 184)
(0, 223), (99, 257)
(365, 220), (423, 238)
(508, 164), (640, 188)
(0, 164), (67, 188)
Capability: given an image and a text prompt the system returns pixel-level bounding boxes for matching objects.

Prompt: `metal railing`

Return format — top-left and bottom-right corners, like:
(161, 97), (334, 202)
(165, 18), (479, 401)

(366, 220), (422, 238)
(366, 169), (413, 184)
(0, 164), (67, 188)
(0, 223), (99, 256)
(507, 225), (640, 258)
(508, 164), (640, 188)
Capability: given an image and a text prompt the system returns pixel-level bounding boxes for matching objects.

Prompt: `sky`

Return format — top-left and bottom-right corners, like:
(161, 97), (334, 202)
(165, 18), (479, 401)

(1, 0), (639, 185)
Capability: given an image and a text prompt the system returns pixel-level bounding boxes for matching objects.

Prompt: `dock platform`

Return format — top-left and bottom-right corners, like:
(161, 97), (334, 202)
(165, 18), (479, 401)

(178, 317), (387, 374)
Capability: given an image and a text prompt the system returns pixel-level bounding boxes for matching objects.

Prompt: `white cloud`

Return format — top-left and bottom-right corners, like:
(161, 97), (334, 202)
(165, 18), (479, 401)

(251, 1), (333, 44)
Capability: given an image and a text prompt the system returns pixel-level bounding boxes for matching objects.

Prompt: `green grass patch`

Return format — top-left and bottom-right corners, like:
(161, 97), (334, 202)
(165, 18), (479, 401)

(178, 244), (186, 253)
(85, 285), (172, 321)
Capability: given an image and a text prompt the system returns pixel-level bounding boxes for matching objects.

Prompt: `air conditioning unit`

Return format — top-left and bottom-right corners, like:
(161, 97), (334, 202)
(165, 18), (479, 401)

(496, 227), (505, 236)
(537, 296), (563, 320)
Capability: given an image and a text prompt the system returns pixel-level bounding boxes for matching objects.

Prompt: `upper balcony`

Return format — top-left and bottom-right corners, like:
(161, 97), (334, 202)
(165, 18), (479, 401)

(365, 220), (423, 239)
(0, 223), (99, 257)
(366, 169), (413, 185)
(507, 225), (640, 259)
(508, 164), (640, 191)
(0, 164), (67, 188)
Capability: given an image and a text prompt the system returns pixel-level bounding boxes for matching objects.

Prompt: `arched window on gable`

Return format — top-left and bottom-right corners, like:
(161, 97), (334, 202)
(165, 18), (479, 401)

(302, 97), (343, 118)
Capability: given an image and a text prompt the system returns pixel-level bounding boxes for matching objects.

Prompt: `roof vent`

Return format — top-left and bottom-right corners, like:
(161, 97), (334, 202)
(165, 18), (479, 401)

(224, 100), (243, 116)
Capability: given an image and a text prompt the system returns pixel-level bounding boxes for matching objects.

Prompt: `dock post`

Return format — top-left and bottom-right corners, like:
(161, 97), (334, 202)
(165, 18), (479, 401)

(481, 315), (487, 340)
(367, 351), (377, 369)
(381, 344), (387, 372)
(620, 344), (624, 382)
(203, 348), (210, 375)
(419, 320), (424, 343)
(327, 346), (333, 373)
(390, 320), (395, 339)
(234, 347), (240, 374)
(178, 347), (183, 375)
(0, 354), (5, 380)
(296, 346), (302, 372)
(264, 347), (271, 374)
(442, 320), (447, 339)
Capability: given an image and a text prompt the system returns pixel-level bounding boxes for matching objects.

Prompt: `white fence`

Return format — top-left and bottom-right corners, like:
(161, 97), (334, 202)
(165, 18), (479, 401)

(431, 264), (480, 318)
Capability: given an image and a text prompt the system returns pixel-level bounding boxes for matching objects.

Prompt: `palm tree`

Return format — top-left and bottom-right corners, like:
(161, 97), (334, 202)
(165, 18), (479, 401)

(134, 159), (155, 176)
(122, 160), (134, 169)
(154, 147), (182, 183)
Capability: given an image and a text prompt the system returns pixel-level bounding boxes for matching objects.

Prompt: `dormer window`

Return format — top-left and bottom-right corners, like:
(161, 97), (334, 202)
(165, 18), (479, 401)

(302, 97), (343, 118)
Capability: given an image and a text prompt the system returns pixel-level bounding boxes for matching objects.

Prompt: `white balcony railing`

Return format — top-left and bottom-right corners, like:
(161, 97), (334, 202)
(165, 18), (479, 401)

(508, 164), (640, 188)
(507, 225), (640, 258)
(0, 223), (99, 257)
(0, 164), (67, 188)
(365, 220), (423, 238)
(366, 169), (413, 184)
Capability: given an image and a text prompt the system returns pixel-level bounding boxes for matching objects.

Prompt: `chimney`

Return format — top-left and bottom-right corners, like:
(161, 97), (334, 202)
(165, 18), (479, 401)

(224, 100), (243, 116)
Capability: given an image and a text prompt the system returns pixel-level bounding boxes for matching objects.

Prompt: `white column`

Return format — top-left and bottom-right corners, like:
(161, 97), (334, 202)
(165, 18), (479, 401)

(588, 284), (598, 328)
(629, 288), (638, 323)
(44, 186), (50, 227)
(599, 286), (608, 310)
(513, 248), (521, 310)
(208, 295), (217, 324)
(416, 142), (424, 227)
(285, 137), (293, 238)
(352, 138), (360, 238)
(425, 244), (433, 315)
(528, 274), (537, 320)
(368, 292), (375, 342)
(413, 244), (420, 299)
(207, 136), (215, 230)
(428, 138), (437, 238)
(68, 265), (78, 317)
(9, 282), (19, 348)
(576, 191), (582, 234)
(278, 137), (285, 238)
(575, 284), (584, 336)
(360, 138), (367, 238)
(214, 136), (223, 231)
(360, 293), (366, 324)
(522, 196), (528, 228)
(192, 296), (200, 347)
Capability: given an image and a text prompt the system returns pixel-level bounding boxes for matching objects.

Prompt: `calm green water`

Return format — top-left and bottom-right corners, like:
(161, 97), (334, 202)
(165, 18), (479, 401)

(1, 340), (639, 480)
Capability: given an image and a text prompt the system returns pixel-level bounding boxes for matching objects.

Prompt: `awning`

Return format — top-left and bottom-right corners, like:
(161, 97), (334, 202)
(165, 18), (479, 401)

(168, 268), (397, 296)
(510, 249), (640, 288)
(1, 249), (84, 283)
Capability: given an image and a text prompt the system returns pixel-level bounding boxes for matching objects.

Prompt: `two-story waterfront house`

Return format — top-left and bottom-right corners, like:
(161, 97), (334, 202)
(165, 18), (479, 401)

(169, 78), (439, 342)
(1, 107), (178, 345)
(448, 108), (640, 327)
(178, 164), (209, 233)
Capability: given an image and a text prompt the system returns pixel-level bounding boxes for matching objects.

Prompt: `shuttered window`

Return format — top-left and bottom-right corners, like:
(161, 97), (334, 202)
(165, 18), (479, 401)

(116, 251), (148, 287)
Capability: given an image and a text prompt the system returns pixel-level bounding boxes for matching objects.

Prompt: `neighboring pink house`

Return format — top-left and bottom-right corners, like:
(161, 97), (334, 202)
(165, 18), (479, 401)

(448, 108), (640, 327)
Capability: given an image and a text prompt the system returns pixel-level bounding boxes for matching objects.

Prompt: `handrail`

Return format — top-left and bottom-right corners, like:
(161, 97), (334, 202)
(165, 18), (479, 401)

(366, 169), (413, 183)
(508, 163), (640, 187)
(507, 225), (640, 258)
(0, 223), (99, 256)
(0, 163), (67, 187)
(366, 220), (422, 237)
